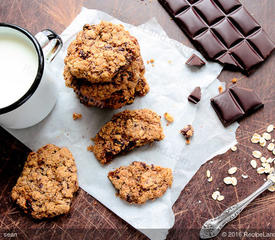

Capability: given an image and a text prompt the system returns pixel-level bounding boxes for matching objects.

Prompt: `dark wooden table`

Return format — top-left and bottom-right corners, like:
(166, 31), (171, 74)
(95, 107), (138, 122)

(0, 0), (274, 239)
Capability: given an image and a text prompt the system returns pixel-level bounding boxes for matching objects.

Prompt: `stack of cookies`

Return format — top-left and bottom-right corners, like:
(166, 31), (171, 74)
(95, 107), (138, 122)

(64, 21), (149, 109)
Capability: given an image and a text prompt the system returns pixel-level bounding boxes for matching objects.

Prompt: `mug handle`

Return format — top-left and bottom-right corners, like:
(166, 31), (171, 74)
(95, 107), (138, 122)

(35, 29), (63, 62)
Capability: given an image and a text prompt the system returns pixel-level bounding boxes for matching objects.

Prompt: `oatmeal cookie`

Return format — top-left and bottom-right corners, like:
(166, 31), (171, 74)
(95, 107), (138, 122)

(64, 21), (140, 83)
(90, 109), (165, 164)
(64, 58), (149, 109)
(108, 161), (173, 204)
(11, 144), (78, 219)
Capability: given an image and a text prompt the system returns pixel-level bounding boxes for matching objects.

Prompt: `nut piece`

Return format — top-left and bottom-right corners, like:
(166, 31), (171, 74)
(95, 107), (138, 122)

(231, 145), (237, 152)
(267, 124), (274, 133)
(231, 78), (238, 84)
(73, 113), (82, 120)
(252, 151), (262, 159)
(180, 125), (194, 144)
(228, 167), (237, 175)
(250, 160), (257, 169)
(164, 112), (174, 125)
(262, 132), (271, 141)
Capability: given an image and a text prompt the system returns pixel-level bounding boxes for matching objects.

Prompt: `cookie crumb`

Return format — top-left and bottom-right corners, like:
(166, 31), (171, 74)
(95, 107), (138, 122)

(73, 113), (82, 120)
(231, 78), (238, 84)
(87, 145), (93, 152)
(218, 86), (223, 93)
(180, 125), (194, 144)
(164, 112), (174, 125)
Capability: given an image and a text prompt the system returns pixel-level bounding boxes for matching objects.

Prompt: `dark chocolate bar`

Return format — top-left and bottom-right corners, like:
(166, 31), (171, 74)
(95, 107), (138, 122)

(211, 85), (263, 127)
(186, 54), (205, 67)
(158, 0), (275, 74)
(188, 87), (201, 104)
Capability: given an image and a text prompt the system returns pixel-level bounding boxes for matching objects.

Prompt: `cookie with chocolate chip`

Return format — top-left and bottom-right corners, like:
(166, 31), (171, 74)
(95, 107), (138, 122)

(108, 161), (173, 204)
(90, 109), (165, 164)
(11, 144), (78, 219)
(64, 21), (140, 83)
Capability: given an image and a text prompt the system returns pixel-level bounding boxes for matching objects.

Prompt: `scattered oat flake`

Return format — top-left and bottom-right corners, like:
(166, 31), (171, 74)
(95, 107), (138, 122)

(224, 177), (232, 185)
(228, 167), (237, 175)
(251, 133), (261, 143)
(260, 157), (267, 163)
(268, 185), (275, 192)
(218, 86), (223, 93)
(231, 145), (237, 152)
(231, 177), (238, 186)
(267, 124), (274, 133)
(272, 139), (275, 143)
(267, 157), (274, 164)
(217, 195), (224, 201)
(212, 191), (220, 200)
(231, 78), (238, 84)
(73, 113), (82, 120)
(268, 175), (275, 183)
(242, 174), (248, 179)
(250, 160), (257, 169)
(263, 132), (271, 141)
(208, 176), (213, 182)
(206, 170), (211, 178)
(267, 143), (275, 151)
(164, 112), (174, 125)
(257, 167), (265, 174)
(252, 150), (262, 159)
(259, 137), (266, 147)
(273, 149), (275, 155)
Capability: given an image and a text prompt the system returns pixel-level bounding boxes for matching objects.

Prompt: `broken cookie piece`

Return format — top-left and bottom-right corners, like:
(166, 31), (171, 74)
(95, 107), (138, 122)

(180, 124), (194, 144)
(90, 109), (165, 164)
(108, 161), (173, 204)
(11, 144), (79, 219)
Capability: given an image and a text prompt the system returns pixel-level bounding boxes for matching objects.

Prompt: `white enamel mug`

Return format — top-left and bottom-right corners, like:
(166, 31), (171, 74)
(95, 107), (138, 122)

(0, 23), (62, 129)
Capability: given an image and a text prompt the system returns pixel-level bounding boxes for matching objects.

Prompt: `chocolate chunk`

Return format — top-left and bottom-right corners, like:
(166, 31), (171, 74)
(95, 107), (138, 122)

(186, 54), (205, 67)
(180, 125), (194, 139)
(211, 86), (263, 127)
(158, 0), (275, 74)
(188, 87), (201, 104)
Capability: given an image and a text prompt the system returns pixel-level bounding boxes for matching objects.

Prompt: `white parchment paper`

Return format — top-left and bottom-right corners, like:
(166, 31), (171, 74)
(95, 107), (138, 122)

(6, 8), (239, 240)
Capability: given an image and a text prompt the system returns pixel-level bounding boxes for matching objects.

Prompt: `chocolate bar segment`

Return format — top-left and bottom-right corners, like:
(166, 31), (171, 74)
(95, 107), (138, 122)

(211, 86), (263, 127)
(158, 0), (274, 74)
(188, 87), (201, 104)
(186, 54), (205, 67)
